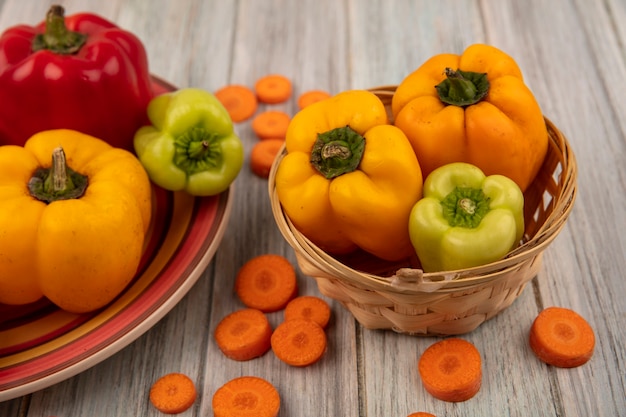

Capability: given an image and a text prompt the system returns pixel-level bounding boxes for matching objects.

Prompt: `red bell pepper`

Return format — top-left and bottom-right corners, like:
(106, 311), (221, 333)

(0, 5), (154, 151)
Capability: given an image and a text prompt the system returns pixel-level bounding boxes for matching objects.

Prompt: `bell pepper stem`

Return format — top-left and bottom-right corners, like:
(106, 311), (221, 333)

(186, 139), (211, 160)
(441, 187), (490, 228)
(321, 140), (352, 160)
(311, 126), (365, 179)
(46, 147), (74, 193)
(444, 69), (477, 101)
(174, 127), (221, 174)
(28, 146), (88, 203)
(458, 197), (477, 215)
(435, 68), (490, 107)
(32, 5), (87, 54)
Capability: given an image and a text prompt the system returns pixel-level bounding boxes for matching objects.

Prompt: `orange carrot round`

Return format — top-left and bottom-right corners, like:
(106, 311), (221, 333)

(250, 139), (284, 178)
(214, 308), (272, 361)
(212, 376), (280, 417)
(418, 338), (482, 402)
(235, 254), (297, 313)
(297, 89), (331, 109)
(149, 372), (197, 414)
(529, 306), (595, 368)
(271, 318), (327, 367)
(255, 74), (292, 104)
(215, 84), (258, 122)
(407, 413), (436, 417)
(284, 295), (331, 329)
(251, 110), (290, 140)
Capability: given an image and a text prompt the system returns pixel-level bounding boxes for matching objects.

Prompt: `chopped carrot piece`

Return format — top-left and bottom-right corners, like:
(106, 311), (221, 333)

(149, 372), (197, 414)
(271, 318), (327, 367)
(212, 376), (280, 417)
(214, 84), (258, 123)
(235, 254), (297, 313)
(214, 308), (272, 361)
(250, 139), (284, 178)
(251, 110), (290, 140)
(297, 89), (331, 109)
(529, 306), (595, 368)
(284, 295), (331, 329)
(418, 338), (482, 402)
(254, 74), (292, 104)
(407, 413), (436, 417)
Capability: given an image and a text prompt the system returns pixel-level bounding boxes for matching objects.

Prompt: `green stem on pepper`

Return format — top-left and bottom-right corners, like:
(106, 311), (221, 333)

(28, 147), (88, 203)
(310, 126), (365, 179)
(174, 127), (222, 174)
(32, 5), (87, 54)
(440, 187), (491, 228)
(435, 68), (490, 107)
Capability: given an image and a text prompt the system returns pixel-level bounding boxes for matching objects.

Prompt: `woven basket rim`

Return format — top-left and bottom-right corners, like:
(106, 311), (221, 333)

(268, 88), (577, 295)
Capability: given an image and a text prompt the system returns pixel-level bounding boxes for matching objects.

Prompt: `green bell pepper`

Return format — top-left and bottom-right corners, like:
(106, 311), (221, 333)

(134, 88), (244, 196)
(409, 162), (524, 272)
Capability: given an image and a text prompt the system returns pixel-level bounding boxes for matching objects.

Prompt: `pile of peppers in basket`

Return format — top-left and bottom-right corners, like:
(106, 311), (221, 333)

(275, 43), (548, 272)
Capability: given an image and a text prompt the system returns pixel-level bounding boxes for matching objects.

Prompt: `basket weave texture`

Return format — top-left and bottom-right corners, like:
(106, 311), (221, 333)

(269, 86), (577, 336)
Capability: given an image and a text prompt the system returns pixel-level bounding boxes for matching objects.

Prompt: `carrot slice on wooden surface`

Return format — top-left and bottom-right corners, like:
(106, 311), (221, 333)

(284, 295), (331, 329)
(255, 74), (292, 104)
(250, 139), (284, 178)
(214, 308), (272, 361)
(297, 89), (331, 109)
(215, 84), (258, 122)
(212, 376), (280, 417)
(235, 254), (298, 313)
(407, 413), (436, 417)
(418, 338), (482, 402)
(251, 110), (290, 140)
(149, 372), (197, 414)
(271, 318), (327, 367)
(529, 306), (595, 368)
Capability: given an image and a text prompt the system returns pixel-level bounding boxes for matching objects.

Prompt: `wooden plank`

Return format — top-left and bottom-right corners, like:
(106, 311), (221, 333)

(348, 0), (487, 88)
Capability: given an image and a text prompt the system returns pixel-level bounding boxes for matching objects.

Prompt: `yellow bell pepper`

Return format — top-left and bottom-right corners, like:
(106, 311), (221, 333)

(275, 90), (423, 261)
(391, 43), (548, 192)
(0, 129), (151, 313)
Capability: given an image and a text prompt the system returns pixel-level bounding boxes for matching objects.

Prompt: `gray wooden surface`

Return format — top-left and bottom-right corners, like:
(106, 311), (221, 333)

(1, 0), (625, 416)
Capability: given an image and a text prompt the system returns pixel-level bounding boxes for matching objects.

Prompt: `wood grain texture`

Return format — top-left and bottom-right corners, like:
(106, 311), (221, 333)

(0, 0), (624, 416)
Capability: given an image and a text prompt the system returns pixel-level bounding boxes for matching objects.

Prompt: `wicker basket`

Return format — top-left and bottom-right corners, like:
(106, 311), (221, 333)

(268, 86), (577, 336)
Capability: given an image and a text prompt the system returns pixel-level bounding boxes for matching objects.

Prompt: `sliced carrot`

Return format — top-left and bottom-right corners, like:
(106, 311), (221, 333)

(212, 376), (280, 417)
(418, 338), (482, 402)
(284, 295), (331, 329)
(297, 89), (331, 109)
(529, 306), (595, 368)
(255, 74), (292, 104)
(215, 84), (258, 123)
(235, 254), (297, 313)
(250, 139), (284, 179)
(214, 308), (272, 361)
(271, 318), (327, 367)
(251, 110), (290, 140)
(149, 372), (197, 414)
(407, 413), (436, 417)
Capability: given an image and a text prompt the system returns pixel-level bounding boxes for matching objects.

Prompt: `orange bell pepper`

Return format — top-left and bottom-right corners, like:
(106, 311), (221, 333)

(391, 44), (548, 192)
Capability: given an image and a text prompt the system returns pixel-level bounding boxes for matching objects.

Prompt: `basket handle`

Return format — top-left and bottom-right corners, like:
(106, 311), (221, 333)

(390, 268), (456, 292)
